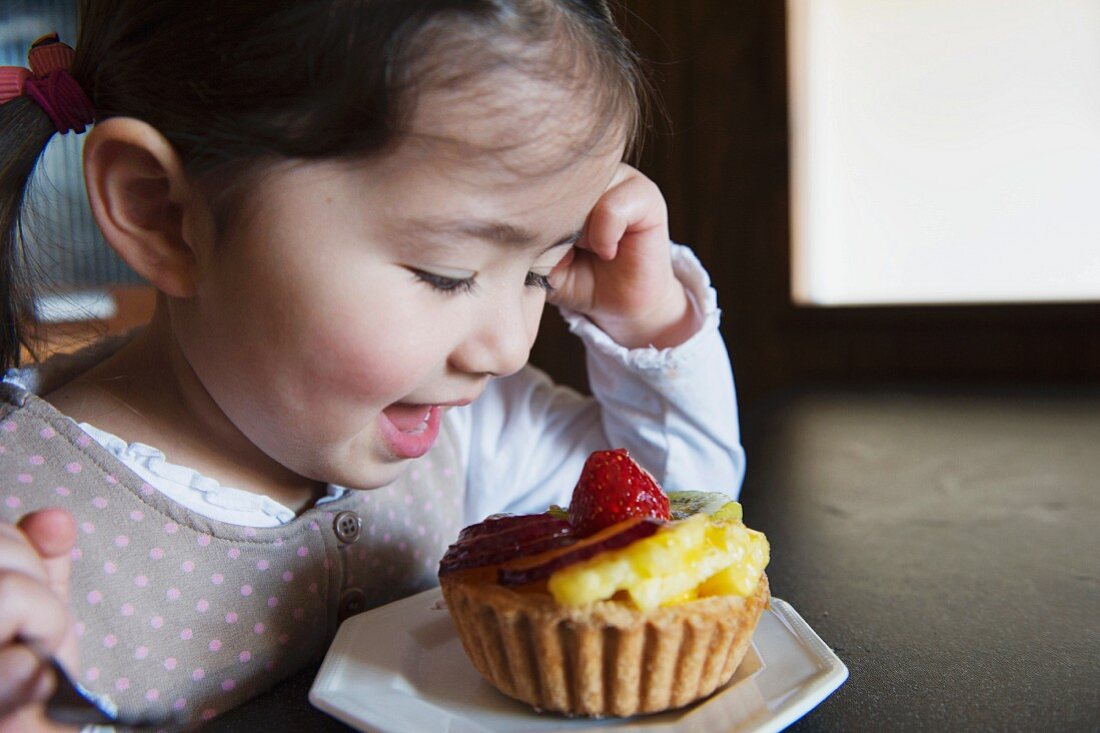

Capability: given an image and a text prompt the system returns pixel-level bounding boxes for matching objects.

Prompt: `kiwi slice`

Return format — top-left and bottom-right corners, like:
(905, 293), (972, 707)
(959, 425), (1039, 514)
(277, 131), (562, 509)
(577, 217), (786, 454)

(548, 494), (740, 524)
(667, 491), (738, 520)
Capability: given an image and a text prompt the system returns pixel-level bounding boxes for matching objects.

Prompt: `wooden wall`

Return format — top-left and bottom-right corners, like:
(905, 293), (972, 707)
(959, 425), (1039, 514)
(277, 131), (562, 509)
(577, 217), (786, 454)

(529, 2), (1100, 409)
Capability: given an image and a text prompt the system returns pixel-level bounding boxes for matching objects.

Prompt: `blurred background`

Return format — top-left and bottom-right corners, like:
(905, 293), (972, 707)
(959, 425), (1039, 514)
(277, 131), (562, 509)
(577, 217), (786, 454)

(5, 1), (1100, 407)
(535, 0), (1100, 410)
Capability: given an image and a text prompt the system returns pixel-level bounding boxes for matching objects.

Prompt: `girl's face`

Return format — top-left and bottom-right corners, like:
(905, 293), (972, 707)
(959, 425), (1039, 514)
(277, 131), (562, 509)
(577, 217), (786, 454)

(175, 103), (623, 490)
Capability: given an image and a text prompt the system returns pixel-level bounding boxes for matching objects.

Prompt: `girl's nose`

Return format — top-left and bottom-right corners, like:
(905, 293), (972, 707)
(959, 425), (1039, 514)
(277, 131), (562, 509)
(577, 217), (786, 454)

(450, 296), (540, 378)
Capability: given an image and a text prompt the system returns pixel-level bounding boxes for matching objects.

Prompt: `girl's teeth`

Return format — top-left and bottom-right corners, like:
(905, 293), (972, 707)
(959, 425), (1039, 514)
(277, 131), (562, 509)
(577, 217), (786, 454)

(383, 404), (432, 432)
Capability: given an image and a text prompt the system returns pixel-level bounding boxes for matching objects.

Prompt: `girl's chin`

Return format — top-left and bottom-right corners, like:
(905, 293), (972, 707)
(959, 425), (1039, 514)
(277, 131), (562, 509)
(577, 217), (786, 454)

(329, 443), (429, 490)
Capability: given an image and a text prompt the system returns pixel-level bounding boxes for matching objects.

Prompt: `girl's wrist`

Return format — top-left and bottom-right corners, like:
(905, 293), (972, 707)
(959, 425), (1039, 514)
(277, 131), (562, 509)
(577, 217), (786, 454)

(593, 282), (697, 350)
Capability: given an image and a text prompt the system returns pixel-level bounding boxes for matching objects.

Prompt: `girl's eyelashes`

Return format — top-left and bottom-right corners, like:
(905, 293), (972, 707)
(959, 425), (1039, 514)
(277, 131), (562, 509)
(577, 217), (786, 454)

(411, 268), (555, 294)
(525, 271), (554, 292)
(412, 269), (477, 295)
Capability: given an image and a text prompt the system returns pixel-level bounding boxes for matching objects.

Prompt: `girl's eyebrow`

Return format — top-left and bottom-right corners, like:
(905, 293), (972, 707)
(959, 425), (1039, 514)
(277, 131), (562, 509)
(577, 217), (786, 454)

(407, 218), (582, 252)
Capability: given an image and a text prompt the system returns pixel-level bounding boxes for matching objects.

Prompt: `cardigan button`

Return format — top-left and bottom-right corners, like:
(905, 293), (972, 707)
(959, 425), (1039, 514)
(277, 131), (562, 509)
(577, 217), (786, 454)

(338, 588), (367, 620)
(333, 511), (362, 544)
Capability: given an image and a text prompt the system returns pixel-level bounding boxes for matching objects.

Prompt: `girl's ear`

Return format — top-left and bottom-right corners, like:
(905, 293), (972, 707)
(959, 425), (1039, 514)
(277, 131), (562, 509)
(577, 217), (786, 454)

(83, 118), (213, 298)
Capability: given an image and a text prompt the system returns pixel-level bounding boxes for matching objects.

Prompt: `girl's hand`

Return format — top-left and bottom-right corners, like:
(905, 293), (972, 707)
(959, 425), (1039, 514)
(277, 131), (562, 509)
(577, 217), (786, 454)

(547, 164), (696, 349)
(0, 509), (79, 732)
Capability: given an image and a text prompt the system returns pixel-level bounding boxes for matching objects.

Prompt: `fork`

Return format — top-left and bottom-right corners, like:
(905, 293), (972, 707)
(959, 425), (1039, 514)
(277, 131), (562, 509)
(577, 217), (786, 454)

(21, 637), (176, 730)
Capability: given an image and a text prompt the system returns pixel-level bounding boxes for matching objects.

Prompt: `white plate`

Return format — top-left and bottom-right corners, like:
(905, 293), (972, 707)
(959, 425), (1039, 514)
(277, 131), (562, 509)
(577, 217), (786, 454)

(310, 587), (847, 733)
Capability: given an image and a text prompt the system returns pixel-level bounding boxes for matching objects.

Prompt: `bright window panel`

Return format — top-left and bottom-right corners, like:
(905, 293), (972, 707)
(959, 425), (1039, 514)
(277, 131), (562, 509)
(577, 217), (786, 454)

(788, 0), (1100, 305)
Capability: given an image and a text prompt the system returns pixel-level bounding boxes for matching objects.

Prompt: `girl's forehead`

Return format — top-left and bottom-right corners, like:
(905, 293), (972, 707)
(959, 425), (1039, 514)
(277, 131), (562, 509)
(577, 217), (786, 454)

(402, 69), (627, 178)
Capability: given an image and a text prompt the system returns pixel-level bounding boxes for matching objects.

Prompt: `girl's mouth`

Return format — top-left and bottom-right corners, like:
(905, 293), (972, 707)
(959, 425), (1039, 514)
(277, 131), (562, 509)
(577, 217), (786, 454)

(378, 404), (442, 459)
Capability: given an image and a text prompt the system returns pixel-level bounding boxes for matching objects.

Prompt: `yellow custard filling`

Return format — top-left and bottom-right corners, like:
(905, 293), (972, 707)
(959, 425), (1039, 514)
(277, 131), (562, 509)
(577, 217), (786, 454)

(546, 504), (769, 611)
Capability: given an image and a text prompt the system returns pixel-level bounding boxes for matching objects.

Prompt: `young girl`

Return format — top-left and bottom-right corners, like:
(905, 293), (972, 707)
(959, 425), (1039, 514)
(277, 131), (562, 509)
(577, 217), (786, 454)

(0, 1), (744, 729)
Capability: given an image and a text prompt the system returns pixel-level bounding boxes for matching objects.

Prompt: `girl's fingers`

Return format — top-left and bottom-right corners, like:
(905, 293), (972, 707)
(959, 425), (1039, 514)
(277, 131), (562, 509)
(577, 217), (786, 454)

(0, 644), (53, 716)
(0, 512), (77, 701)
(0, 567), (72, 721)
(0, 525), (50, 584)
(0, 571), (72, 653)
(581, 168), (667, 261)
(16, 509), (76, 603)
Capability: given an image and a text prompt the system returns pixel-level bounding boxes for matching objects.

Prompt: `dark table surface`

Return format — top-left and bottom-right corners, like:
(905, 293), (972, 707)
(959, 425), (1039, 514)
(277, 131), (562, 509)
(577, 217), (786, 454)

(205, 383), (1100, 732)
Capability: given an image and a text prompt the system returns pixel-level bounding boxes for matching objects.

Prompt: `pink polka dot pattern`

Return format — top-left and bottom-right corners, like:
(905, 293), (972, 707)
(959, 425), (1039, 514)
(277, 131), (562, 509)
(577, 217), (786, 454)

(0, 394), (464, 727)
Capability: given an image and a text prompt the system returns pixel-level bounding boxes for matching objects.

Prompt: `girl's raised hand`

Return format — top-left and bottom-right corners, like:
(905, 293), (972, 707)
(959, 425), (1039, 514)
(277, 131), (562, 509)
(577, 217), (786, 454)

(0, 508), (79, 732)
(547, 164), (696, 349)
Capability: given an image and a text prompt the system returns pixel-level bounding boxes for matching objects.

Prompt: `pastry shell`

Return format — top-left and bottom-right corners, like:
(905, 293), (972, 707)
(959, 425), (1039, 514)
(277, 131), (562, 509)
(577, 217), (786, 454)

(439, 571), (769, 717)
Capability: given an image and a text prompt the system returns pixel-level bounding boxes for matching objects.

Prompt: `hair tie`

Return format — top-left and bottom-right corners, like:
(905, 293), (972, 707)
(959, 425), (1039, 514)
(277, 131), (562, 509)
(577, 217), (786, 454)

(0, 33), (95, 134)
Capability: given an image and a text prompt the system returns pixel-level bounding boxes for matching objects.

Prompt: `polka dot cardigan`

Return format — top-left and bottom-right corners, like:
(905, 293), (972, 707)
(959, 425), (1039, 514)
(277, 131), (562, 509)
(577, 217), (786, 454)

(0, 382), (464, 726)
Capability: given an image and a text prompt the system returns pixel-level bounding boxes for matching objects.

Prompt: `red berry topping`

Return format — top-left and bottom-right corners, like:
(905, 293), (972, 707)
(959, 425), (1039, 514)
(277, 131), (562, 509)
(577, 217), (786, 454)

(439, 513), (575, 575)
(567, 448), (670, 537)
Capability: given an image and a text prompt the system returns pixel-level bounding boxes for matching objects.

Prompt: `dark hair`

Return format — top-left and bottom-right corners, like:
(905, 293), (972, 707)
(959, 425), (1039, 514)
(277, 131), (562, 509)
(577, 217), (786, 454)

(0, 0), (648, 369)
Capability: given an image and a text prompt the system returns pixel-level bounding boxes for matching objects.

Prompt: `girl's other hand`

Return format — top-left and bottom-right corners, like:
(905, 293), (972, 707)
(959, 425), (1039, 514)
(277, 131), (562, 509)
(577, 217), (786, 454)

(0, 508), (79, 732)
(547, 164), (696, 349)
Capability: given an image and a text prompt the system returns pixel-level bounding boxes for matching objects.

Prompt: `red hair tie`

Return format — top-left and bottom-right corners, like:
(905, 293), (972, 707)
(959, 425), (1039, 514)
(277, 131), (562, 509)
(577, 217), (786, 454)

(0, 33), (95, 134)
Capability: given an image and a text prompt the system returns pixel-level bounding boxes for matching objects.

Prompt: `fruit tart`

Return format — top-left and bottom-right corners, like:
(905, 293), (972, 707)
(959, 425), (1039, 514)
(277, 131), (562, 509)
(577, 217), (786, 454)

(438, 448), (770, 717)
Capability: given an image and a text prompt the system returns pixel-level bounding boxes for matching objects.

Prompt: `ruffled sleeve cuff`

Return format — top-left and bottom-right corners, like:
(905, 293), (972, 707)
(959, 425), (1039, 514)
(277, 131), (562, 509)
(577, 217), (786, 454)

(557, 243), (721, 375)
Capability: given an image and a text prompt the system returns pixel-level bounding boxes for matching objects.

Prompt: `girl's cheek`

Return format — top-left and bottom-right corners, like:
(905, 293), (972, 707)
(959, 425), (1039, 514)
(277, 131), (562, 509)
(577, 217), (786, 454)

(304, 318), (428, 400)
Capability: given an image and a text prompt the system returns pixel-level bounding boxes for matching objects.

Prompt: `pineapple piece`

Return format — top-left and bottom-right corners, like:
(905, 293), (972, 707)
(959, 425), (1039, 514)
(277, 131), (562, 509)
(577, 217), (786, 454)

(696, 528), (770, 597)
(546, 514), (769, 611)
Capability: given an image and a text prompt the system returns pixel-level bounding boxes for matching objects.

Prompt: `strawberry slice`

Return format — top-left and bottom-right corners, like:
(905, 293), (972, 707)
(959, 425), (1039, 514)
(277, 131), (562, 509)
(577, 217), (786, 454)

(439, 513), (575, 575)
(568, 448), (670, 537)
(498, 516), (661, 586)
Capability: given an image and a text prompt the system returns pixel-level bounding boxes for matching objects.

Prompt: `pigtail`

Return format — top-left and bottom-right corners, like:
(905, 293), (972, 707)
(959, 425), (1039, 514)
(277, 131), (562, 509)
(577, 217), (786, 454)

(0, 97), (57, 369)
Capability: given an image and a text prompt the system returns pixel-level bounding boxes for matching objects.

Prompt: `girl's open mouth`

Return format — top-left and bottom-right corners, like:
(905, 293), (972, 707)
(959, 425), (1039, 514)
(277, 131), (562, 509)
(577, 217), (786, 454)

(378, 404), (442, 459)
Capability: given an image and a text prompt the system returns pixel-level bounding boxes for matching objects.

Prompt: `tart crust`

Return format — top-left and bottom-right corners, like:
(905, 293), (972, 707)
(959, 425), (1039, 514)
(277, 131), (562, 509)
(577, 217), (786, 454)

(439, 571), (770, 717)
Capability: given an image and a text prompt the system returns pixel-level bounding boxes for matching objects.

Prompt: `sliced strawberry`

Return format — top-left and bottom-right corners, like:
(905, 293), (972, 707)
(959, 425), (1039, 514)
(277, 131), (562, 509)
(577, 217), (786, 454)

(439, 513), (575, 575)
(498, 516), (661, 586)
(568, 448), (671, 537)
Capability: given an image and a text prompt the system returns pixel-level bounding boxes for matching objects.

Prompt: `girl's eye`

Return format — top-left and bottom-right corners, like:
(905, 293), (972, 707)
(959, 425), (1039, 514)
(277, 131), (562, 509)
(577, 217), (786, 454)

(413, 269), (477, 295)
(525, 272), (554, 292)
